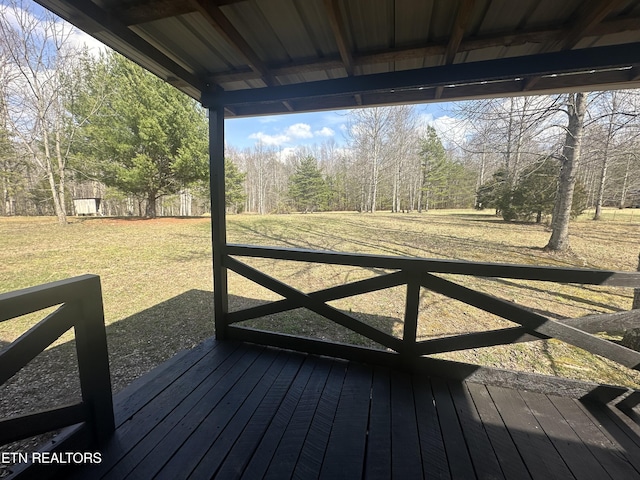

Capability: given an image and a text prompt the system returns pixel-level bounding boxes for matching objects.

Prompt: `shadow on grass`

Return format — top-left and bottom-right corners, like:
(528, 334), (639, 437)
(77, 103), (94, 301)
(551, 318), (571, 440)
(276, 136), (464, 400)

(3, 283), (636, 455)
(232, 215), (589, 270)
(0, 289), (400, 427)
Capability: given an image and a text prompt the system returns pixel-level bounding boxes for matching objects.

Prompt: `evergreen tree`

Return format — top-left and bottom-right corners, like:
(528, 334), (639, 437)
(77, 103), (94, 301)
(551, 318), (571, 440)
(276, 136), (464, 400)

(419, 126), (447, 211)
(288, 156), (328, 213)
(508, 158), (559, 222)
(476, 168), (511, 214)
(72, 52), (208, 217)
(478, 159), (586, 222)
(225, 159), (246, 214)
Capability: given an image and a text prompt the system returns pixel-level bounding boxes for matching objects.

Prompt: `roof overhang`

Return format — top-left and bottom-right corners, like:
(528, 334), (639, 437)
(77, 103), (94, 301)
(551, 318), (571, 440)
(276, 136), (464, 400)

(35, 0), (640, 117)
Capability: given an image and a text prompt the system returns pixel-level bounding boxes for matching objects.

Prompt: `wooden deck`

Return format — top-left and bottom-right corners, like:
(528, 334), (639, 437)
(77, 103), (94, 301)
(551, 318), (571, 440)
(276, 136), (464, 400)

(60, 338), (640, 480)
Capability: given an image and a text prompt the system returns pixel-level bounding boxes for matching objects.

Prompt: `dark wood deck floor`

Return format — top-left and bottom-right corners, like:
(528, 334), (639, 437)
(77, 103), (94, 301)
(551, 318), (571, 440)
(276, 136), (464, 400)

(66, 339), (640, 480)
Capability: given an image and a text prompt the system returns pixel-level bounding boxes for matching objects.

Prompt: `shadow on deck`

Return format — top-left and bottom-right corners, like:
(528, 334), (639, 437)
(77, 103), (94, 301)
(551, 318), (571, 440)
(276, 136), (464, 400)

(33, 338), (640, 480)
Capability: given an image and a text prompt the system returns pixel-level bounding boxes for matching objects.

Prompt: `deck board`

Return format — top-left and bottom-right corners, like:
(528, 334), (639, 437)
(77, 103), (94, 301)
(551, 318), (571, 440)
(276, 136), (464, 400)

(62, 339), (640, 480)
(487, 385), (575, 480)
(520, 390), (611, 480)
(466, 382), (532, 480)
(449, 381), (505, 480)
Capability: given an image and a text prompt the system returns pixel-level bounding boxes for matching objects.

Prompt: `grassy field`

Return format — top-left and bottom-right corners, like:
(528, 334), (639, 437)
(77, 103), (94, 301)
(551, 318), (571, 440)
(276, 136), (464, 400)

(1, 208), (640, 430)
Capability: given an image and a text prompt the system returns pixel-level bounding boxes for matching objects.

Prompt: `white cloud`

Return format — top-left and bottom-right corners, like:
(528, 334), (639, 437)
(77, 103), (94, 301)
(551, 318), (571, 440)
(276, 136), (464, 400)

(67, 30), (107, 56)
(417, 113), (434, 126)
(285, 123), (313, 139)
(277, 147), (298, 161)
(314, 126), (335, 137)
(4, 4), (105, 56)
(419, 114), (472, 150)
(248, 121), (336, 147)
(248, 131), (290, 146)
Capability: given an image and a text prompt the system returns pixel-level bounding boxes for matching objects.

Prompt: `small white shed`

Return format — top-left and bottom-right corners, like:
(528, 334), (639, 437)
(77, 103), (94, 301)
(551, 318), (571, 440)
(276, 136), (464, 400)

(73, 198), (102, 216)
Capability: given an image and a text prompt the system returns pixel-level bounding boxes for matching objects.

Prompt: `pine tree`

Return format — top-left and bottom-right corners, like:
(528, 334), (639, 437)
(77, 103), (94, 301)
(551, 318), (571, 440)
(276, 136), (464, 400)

(288, 156), (328, 213)
(225, 159), (246, 214)
(72, 52), (209, 217)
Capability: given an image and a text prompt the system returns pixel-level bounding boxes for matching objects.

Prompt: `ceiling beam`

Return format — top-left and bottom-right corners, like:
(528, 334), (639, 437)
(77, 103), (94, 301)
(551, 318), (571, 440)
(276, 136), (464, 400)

(222, 67), (640, 117)
(524, 0), (627, 91)
(558, 0), (628, 51)
(444, 0), (475, 65)
(117, 0), (247, 25)
(203, 41), (640, 108)
(192, 0), (276, 87)
(437, 0), (475, 99)
(209, 16), (639, 86)
(323, 0), (354, 76)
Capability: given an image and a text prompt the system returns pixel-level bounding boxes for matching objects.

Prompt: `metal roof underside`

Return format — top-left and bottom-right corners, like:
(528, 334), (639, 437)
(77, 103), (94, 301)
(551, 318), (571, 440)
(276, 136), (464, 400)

(36, 0), (640, 117)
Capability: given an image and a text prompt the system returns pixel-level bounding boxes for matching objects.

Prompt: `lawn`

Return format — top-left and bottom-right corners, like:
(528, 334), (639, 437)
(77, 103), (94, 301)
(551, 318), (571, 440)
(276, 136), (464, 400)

(1, 209), (640, 434)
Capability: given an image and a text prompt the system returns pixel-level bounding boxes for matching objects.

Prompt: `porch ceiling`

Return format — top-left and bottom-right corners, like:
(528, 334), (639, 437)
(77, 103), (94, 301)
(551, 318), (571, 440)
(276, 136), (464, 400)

(36, 0), (640, 116)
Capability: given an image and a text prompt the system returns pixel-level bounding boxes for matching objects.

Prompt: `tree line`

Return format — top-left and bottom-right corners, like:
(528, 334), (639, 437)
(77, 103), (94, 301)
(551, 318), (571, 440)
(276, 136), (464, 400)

(1, 1), (639, 252)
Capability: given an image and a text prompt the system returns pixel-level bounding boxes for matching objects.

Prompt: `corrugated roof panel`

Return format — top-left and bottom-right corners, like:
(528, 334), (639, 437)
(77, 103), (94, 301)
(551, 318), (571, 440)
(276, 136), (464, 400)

(254, 0), (319, 61)
(222, 2), (291, 64)
(521, 0), (580, 28)
(394, 58), (431, 72)
(479, 0), (541, 34)
(279, 70), (333, 85)
(345, 0), (393, 53)
(291, 0), (347, 59)
(429, 0), (461, 39)
(393, 0), (435, 46)
(130, 18), (231, 75)
(175, 13), (252, 72)
(35, 0), (640, 115)
(220, 80), (254, 92)
(581, 29), (640, 48)
(126, 22), (198, 74)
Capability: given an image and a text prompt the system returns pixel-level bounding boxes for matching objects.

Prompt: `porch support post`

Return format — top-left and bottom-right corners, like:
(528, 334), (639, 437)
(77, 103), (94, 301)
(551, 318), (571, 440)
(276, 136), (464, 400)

(209, 104), (228, 339)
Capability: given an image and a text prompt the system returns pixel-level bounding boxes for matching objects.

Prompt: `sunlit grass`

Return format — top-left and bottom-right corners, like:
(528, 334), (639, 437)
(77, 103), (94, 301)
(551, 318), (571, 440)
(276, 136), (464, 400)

(1, 209), (639, 401)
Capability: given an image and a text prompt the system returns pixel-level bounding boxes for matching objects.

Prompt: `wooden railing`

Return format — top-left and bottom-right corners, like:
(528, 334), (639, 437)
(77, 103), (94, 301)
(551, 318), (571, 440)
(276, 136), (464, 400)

(223, 244), (640, 401)
(0, 275), (114, 446)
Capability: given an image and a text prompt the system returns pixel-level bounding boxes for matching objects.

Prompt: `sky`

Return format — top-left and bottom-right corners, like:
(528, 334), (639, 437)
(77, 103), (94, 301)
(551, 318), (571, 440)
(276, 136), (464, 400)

(224, 103), (462, 153)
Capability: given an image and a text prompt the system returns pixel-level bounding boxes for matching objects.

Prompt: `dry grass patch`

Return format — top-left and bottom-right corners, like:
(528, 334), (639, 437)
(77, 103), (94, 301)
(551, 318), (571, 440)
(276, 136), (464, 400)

(226, 209), (640, 388)
(1, 209), (639, 458)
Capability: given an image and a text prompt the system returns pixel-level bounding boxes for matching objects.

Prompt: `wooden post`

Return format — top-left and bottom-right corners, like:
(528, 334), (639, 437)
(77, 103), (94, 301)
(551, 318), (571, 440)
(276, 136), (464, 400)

(402, 274), (421, 359)
(74, 276), (115, 443)
(209, 105), (229, 339)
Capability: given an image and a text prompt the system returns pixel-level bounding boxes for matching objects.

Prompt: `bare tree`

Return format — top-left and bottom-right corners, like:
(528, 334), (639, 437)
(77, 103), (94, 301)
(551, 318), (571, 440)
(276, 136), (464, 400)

(0, 0), (95, 224)
(386, 105), (418, 212)
(347, 107), (394, 213)
(545, 92), (588, 252)
(589, 91), (640, 219)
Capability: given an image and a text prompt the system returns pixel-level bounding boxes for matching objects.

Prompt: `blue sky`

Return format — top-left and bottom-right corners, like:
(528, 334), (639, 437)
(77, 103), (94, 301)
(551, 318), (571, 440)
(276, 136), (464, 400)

(225, 103), (457, 151)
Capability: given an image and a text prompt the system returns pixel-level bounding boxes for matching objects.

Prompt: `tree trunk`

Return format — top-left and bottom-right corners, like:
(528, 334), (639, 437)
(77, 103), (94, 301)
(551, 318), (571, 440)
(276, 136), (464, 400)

(145, 192), (157, 218)
(545, 92), (587, 252)
(593, 120), (614, 220)
(619, 153), (632, 209)
(633, 252), (640, 310)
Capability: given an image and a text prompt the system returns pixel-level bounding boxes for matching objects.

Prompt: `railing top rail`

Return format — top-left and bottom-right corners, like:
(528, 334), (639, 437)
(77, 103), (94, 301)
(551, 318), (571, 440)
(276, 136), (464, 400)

(227, 244), (640, 287)
(0, 274), (100, 323)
